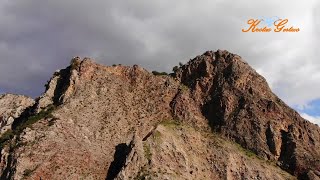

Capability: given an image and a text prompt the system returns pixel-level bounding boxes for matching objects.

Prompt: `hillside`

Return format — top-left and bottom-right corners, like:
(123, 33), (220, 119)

(0, 50), (319, 180)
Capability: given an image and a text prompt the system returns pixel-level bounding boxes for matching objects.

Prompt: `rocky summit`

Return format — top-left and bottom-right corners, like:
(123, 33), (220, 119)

(0, 50), (319, 180)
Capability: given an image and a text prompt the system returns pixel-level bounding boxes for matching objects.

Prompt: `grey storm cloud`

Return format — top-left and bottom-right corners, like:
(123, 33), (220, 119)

(0, 0), (319, 110)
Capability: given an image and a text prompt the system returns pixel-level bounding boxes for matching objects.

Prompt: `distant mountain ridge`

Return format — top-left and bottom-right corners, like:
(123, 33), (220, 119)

(0, 50), (319, 180)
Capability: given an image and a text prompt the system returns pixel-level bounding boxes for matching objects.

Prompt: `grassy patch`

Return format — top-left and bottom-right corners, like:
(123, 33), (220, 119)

(235, 143), (257, 158)
(153, 130), (161, 140)
(152, 130), (162, 145)
(179, 84), (189, 92)
(143, 143), (152, 163)
(159, 119), (181, 128)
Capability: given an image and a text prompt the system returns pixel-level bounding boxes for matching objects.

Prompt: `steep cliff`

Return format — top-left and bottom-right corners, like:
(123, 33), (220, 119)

(0, 50), (319, 180)
(174, 50), (320, 178)
(0, 94), (34, 136)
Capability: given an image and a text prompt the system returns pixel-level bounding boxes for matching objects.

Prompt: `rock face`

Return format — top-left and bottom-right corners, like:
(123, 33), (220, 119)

(0, 50), (319, 180)
(115, 123), (295, 180)
(174, 50), (320, 178)
(0, 94), (34, 135)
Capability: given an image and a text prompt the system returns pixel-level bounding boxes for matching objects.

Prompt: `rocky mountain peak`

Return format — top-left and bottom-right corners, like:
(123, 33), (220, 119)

(0, 50), (319, 179)
(175, 50), (320, 177)
(36, 57), (149, 112)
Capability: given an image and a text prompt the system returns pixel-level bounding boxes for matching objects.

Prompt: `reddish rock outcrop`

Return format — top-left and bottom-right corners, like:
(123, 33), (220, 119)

(175, 50), (320, 178)
(0, 50), (319, 179)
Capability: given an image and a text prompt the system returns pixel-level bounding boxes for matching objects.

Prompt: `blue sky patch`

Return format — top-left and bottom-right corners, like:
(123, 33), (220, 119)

(296, 99), (320, 116)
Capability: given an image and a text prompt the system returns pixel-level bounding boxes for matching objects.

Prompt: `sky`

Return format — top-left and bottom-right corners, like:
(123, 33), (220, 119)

(0, 0), (319, 125)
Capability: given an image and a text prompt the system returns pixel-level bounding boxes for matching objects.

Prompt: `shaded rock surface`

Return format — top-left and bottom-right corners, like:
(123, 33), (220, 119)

(174, 50), (320, 178)
(0, 94), (34, 180)
(0, 94), (34, 135)
(0, 50), (319, 180)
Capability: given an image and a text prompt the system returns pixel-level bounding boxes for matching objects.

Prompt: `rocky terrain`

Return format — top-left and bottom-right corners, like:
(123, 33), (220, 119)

(0, 50), (319, 180)
(0, 94), (34, 136)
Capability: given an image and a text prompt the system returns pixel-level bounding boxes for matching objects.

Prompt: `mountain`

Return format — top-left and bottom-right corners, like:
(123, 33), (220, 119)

(0, 50), (319, 180)
(0, 94), (34, 136)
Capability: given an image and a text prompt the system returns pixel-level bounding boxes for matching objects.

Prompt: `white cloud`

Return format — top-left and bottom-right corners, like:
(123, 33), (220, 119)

(300, 113), (320, 125)
(0, 0), (319, 109)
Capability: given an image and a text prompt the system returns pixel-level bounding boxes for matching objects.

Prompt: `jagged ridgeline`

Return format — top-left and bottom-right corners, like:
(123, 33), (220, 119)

(0, 50), (319, 180)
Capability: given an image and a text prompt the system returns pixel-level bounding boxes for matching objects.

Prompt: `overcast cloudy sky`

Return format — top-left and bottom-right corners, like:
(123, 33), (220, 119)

(0, 0), (319, 124)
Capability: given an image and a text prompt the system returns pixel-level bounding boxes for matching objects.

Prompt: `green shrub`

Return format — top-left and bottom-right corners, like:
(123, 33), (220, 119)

(0, 130), (14, 148)
(16, 105), (56, 132)
(152, 71), (168, 76)
(172, 66), (179, 73)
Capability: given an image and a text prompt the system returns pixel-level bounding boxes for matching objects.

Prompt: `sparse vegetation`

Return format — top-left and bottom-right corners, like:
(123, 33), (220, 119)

(179, 84), (189, 92)
(152, 71), (168, 76)
(23, 168), (34, 177)
(152, 130), (162, 145)
(16, 105), (56, 132)
(172, 66), (179, 73)
(70, 58), (81, 70)
(171, 62), (184, 74)
(135, 166), (151, 180)
(0, 105), (57, 148)
(235, 143), (257, 158)
(0, 130), (14, 148)
(159, 119), (181, 128)
(48, 118), (57, 126)
(153, 130), (161, 140)
(143, 143), (152, 163)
